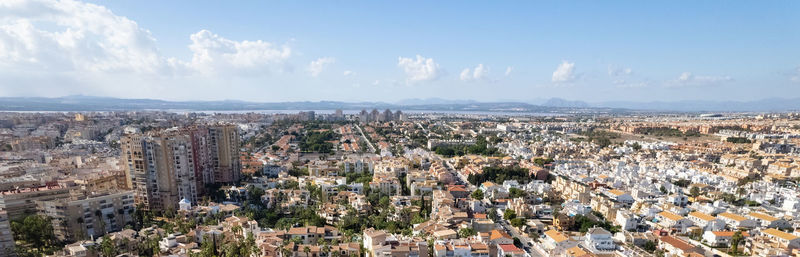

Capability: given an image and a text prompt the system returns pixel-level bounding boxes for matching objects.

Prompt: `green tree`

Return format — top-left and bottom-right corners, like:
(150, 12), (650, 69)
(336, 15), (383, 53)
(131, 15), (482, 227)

(690, 186), (700, 198)
(736, 187), (747, 197)
(488, 208), (499, 222)
(642, 240), (657, 253)
(513, 237), (522, 247)
(100, 235), (118, 257)
(509, 188), (527, 199)
(503, 209), (517, 220)
(510, 217), (526, 228)
(10, 215), (57, 252)
(730, 231), (743, 254)
(533, 157), (554, 167)
(458, 228), (477, 238)
(471, 189), (484, 200)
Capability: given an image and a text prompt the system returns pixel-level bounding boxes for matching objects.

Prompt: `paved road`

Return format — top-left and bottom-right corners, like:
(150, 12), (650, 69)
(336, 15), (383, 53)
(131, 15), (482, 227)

(415, 122), (429, 135)
(497, 220), (546, 257)
(354, 124), (376, 153)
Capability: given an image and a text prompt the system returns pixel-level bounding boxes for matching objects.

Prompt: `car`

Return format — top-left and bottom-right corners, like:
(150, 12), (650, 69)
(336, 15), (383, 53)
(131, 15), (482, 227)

(527, 242), (533, 246)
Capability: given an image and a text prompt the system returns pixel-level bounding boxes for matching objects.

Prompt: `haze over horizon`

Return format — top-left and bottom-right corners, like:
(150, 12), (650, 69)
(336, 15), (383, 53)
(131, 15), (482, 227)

(1, 0), (799, 103)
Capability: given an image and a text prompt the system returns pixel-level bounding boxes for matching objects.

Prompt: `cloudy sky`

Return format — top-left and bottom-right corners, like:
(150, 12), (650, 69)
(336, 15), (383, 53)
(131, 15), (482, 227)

(1, 0), (798, 103)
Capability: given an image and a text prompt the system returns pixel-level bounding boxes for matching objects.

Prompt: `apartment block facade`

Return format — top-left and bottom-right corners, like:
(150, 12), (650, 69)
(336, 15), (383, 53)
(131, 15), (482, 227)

(121, 124), (241, 211)
(37, 190), (135, 242)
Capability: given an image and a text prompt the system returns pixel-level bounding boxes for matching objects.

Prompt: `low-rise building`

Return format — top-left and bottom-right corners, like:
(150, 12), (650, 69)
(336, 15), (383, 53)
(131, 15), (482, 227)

(584, 227), (616, 252)
(748, 212), (791, 229)
(496, 244), (525, 257)
(760, 228), (800, 249)
(542, 229), (578, 255)
(702, 231), (749, 247)
(659, 235), (702, 256)
(37, 190), (135, 241)
(717, 212), (758, 229)
(687, 211), (725, 231)
(656, 211), (693, 233)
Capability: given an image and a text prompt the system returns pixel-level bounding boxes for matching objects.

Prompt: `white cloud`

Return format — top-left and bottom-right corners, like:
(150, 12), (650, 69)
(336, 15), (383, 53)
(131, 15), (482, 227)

(397, 55), (441, 82)
(669, 72), (732, 87)
(343, 70), (355, 76)
(459, 69), (471, 81)
(552, 61), (576, 83)
(616, 81), (649, 88)
(504, 66), (513, 76)
(0, 0), (167, 74)
(459, 64), (489, 81)
(607, 66), (632, 77)
(607, 65), (642, 87)
(473, 64), (488, 80)
(307, 57), (334, 77)
(791, 67), (800, 83)
(0, 0), (295, 97)
(677, 72), (692, 82)
(188, 30), (291, 75)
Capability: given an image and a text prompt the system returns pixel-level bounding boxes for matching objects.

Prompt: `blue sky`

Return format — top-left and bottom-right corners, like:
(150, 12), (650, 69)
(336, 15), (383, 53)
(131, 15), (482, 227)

(1, 0), (798, 103)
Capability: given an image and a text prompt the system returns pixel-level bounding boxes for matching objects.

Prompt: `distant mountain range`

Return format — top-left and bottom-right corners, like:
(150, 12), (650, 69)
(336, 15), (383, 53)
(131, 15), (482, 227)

(0, 95), (575, 113)
(541, 98), (591, 108)
(0, 95), (795, 113)
(592, 98), (800, 112)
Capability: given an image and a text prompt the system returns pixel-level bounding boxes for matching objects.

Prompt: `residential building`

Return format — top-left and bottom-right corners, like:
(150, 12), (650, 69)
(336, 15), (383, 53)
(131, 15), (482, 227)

(121, 125), (241, 211)
(717, 212), (758, 229)
(687, 212), (725, 231)
(584, 227), (616, 252)
(0, 198), (13, 257)
(615, 210), (639, 231)
(542, 229), (578, 255)
(37, 190), (135, 241)
(702, 231), (749, 247)
(208, 124), (242, 183)
(496, 244), (525, 257)
(0, 184), (71, 220)
(659, 235), (702, 256)
(656, 211), (694, 233)
(748, 212), (791, 229)
(760, 228), (800, 249)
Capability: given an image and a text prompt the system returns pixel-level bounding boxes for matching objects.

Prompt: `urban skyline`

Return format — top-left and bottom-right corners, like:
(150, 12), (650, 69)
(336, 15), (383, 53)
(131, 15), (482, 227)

(2, 1), (800, 257)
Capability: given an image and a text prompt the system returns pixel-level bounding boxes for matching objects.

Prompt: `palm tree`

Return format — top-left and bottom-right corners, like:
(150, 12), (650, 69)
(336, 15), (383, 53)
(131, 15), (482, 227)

(736, 186), (747, 197)
(281, 246), (292, 257)
(231, 225), (243, 240)
(322, 244), (331, 257)
(280, 240), (292, 257)
(303, 246), (311, 257)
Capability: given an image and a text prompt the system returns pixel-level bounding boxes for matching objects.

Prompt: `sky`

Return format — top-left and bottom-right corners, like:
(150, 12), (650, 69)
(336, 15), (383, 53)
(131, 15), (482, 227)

(0, 0), (799, 103)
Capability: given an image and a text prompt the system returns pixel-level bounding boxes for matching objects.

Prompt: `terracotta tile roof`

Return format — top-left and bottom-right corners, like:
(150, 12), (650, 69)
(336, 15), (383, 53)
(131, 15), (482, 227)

(489, 229), (512, 241)
(689, 211), (716, 222)
(498, 244), (524, 253)
(660, 236), (695, 251)
(566, 246), (589, 257)
(763, 228), (799, 241)
(748, 212), (779, 222)
(710, 231), (749, 237)
(718, 212), (747, 222)
(608, 189), (627, 196)
(658, 211), (684, 221)
(544, 229), (568, 243)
